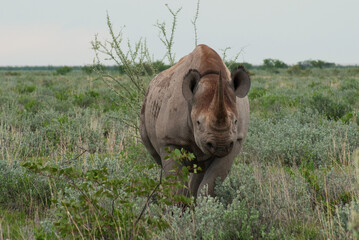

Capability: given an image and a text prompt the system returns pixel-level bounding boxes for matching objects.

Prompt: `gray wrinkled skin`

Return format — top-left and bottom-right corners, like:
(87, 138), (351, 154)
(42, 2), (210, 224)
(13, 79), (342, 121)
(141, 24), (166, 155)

(140, 45), (250, 197)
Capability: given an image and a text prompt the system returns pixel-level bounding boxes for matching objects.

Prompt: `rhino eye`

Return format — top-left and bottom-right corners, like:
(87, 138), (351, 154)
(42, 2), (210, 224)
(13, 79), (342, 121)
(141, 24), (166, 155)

(196, 120), (201, 125)
(234, 119), (238, 124)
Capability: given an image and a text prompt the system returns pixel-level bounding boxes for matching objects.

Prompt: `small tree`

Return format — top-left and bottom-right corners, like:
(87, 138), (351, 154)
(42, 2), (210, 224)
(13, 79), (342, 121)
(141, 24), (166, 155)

(262, 58), (288, 69)
(310, 60), (335, 69)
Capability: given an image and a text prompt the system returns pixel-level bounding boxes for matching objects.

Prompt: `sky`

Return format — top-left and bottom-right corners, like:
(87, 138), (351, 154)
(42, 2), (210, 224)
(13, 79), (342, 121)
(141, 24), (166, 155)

(1, 0), (358, 66)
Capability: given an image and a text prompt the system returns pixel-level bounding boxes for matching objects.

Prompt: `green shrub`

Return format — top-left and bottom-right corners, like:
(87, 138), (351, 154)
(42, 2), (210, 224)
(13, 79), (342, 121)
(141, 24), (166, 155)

(340, 84), (359, 108)
(287, 64), (311, 76)
(319, 197), (359, 239)
(4, 71), (21, 76)
(239, 62), (253, 70)
(214, 159), (356, 239)
(55, 90), (70, 101)
(248, 87), (267, 99)
(287, 64), (302, 75)
(82, 64), (106, 74)
(73, 90), (99, 108)
(348, 67), (359, 76)
(340, 78), (359, 91)
(262, 58), (288, 70)
(309, 93), (351, 121)
(226, 61), (253, 72)
(0, 160), (51, 211)
(18, 96), (40, 113)
(310, 60), (335, 69)
(244, 110), (359, 166)
(24, 98), (38, 112)
(55, 66), (73, 75)
(158, 195), (282, 239)
(258, 94), (298, 115)
(16, 84), (36, 94)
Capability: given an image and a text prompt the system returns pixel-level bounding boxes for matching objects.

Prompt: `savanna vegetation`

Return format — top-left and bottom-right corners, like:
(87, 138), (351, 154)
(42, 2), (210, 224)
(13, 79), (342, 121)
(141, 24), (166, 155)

(1, 62), (359, 239)
(1, 3), (359, 239)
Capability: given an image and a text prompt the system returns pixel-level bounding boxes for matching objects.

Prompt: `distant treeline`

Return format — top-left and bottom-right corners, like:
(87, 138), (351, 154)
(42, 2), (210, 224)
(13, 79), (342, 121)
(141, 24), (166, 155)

(1, 59), (357, 73)
(227, 59), (358, 71)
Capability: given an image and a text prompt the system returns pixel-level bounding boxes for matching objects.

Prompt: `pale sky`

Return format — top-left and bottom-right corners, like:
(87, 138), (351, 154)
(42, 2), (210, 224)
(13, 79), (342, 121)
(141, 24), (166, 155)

(1, 0), (358, 66)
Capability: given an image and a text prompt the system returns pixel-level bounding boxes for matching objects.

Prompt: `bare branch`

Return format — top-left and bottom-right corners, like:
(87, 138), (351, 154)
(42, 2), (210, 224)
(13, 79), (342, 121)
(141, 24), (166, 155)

(191, 0), (200, 47)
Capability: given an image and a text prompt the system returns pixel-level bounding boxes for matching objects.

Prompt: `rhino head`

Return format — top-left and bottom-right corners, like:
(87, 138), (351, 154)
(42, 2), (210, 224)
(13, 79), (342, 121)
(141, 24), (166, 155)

(182, 66), (250, 158)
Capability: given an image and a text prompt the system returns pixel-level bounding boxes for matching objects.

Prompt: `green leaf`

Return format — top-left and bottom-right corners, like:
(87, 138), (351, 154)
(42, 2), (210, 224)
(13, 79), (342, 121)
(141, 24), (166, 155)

(174, 148), (181, 157)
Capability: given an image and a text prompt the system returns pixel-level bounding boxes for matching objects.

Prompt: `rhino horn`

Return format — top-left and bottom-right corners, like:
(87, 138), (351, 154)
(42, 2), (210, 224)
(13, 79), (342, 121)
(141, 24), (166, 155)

(213, 71), (227, 125)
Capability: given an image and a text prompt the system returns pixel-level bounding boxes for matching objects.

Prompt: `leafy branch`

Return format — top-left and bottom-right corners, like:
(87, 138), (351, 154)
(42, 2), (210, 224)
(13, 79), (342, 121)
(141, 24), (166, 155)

(22, 148), (195, 239)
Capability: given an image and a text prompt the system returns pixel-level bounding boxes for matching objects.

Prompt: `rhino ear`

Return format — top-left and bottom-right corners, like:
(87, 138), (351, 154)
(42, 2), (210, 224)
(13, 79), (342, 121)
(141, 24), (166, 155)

(231, 65), (251, 98)
(182, 69), (201, 101)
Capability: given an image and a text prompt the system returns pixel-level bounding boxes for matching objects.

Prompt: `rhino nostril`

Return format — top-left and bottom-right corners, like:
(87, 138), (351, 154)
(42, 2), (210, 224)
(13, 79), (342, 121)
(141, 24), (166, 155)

(229, 141), (234, 148)
(206, 142), (214, 150)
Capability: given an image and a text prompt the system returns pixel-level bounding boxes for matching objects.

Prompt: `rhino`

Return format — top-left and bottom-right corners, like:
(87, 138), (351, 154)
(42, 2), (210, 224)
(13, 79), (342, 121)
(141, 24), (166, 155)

(140, 44), (250, 197)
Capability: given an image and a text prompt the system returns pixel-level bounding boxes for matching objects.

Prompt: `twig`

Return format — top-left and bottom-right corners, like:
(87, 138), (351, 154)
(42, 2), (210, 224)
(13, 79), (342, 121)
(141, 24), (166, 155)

(191, 0), (200, 47)
(131, 169), (163, 239)
(67, 147), (88, 164)
(155, 5), (182, 65)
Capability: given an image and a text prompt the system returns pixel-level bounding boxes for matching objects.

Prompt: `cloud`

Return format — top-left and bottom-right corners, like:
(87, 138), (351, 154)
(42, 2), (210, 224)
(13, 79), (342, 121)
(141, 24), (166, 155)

(0, 24), (98, 66)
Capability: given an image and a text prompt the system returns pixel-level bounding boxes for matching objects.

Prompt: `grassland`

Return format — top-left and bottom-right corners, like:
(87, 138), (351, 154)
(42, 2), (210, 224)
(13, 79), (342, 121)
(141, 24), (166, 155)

(0, 67), (359, 239)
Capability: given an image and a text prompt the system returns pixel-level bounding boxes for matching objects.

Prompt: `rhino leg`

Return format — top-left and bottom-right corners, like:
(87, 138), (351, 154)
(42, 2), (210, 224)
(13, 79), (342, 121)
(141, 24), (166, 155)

(189, 172), (205, 196)
(197, 146), (240, 197)
(197, 158), (234, 197)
